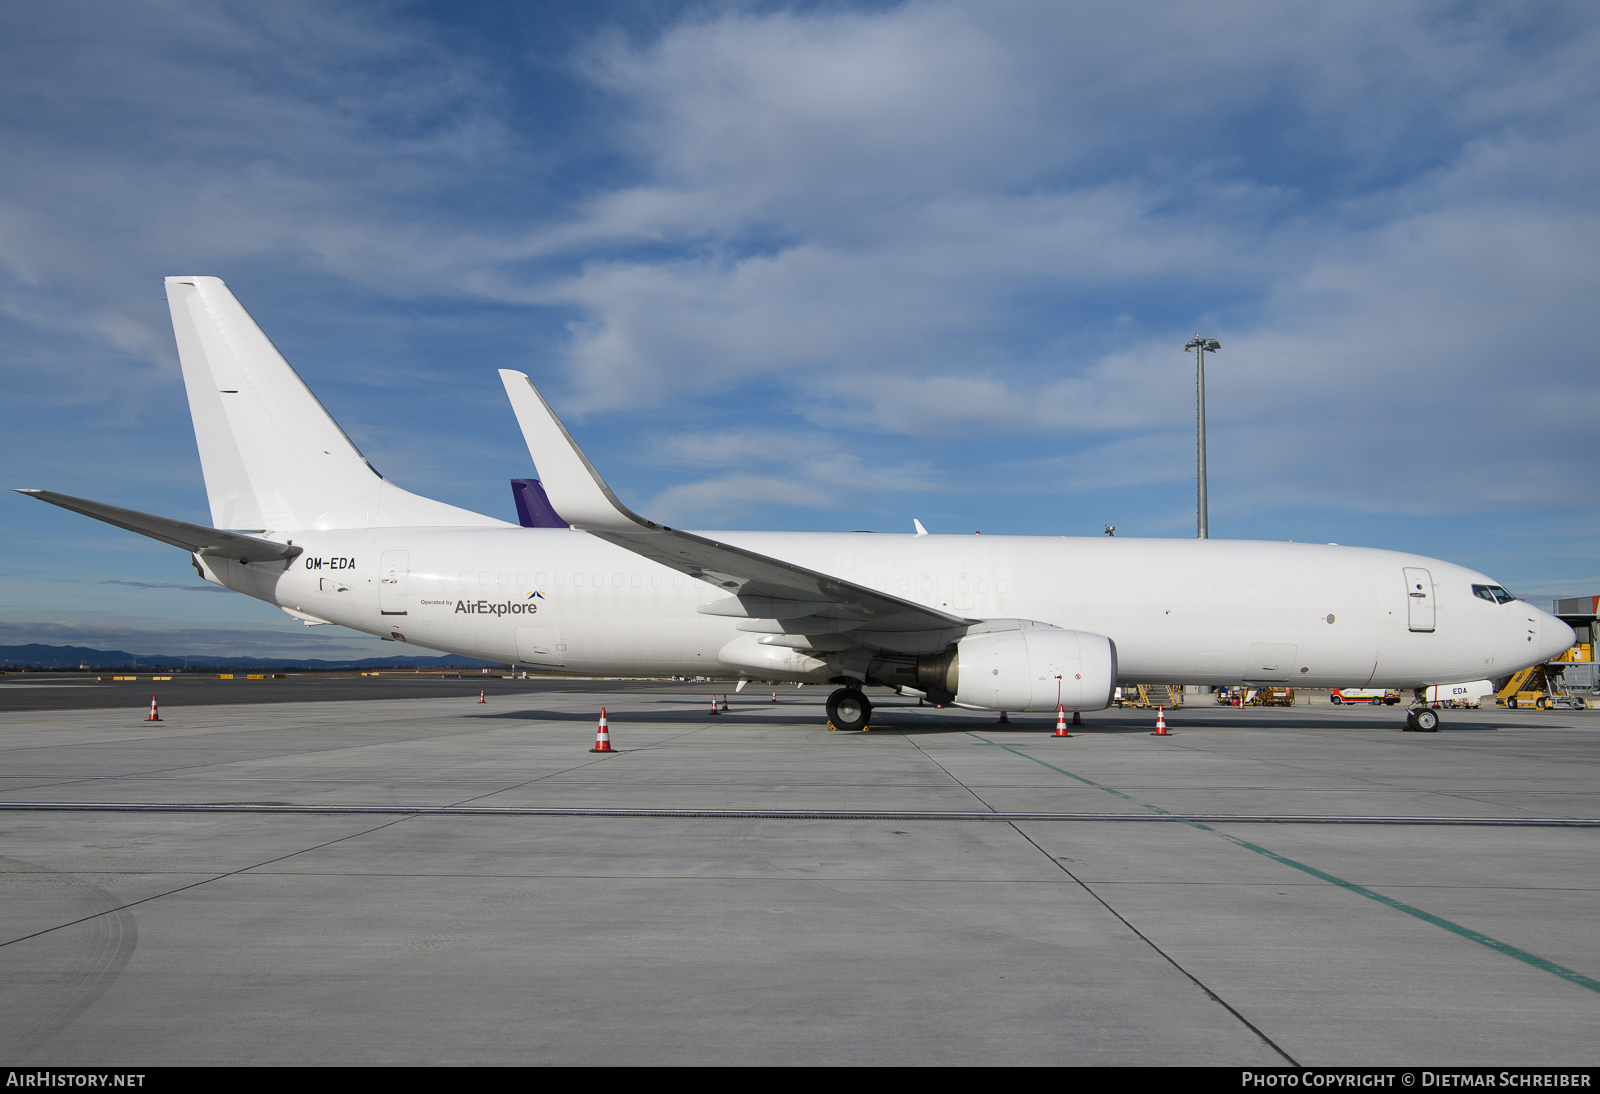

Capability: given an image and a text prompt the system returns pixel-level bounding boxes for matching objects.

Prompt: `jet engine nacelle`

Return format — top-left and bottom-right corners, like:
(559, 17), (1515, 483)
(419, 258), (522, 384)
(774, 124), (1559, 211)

(918, 627), (1117, 712)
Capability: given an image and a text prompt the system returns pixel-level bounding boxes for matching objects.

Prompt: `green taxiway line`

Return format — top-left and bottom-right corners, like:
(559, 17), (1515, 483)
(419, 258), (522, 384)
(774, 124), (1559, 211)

(967, 732), (1600, 995)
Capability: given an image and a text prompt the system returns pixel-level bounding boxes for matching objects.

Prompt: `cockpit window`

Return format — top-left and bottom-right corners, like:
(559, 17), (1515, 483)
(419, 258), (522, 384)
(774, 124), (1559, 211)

(1472, 584), (1516, 604)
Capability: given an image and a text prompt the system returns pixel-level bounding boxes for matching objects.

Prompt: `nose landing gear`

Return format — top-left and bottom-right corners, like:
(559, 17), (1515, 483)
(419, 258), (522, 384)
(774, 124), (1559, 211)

(1404, 688), (1440, 731)
(826, 687), (872, 732)
(1404, 707), (1439, 732)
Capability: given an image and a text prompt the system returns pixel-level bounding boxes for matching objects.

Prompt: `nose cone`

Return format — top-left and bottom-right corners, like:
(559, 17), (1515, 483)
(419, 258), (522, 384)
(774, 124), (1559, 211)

(1537, 609), (1577, 662)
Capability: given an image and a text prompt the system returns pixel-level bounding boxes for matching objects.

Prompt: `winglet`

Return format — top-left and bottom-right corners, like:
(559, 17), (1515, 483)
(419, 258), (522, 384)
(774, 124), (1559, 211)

(497, 371), (657, 534)
(913, 519), (928, 536)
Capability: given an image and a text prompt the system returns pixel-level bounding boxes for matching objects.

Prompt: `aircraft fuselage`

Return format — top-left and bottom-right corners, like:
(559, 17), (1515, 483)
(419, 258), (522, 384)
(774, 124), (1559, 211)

(205, 527), (1568, 688)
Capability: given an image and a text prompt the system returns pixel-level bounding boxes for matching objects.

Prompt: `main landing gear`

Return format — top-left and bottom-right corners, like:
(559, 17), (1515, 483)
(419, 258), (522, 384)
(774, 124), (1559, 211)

(826, 687), (872, 732)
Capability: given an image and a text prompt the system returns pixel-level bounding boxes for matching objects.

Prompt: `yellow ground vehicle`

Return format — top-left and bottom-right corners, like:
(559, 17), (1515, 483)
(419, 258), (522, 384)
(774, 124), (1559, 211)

(1115, 684), (1183, 709)
(1496, 657), (1589, 710)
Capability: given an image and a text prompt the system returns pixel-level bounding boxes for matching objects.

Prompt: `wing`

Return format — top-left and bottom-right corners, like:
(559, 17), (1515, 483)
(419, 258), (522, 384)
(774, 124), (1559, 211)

(15, 489), (302, 564)
(497, 371), (971, 656)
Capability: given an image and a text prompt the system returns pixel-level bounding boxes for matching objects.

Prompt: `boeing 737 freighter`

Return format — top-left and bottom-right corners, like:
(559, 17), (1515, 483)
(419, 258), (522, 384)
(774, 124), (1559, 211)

(16, 277), (1574, 732)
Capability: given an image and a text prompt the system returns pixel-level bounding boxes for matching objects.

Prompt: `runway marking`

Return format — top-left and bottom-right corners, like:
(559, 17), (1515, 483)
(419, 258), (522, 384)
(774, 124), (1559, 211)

(966, 732), (1600, 996)
(900, 730), (1299, 1064)
(0, 803), (1595, 825)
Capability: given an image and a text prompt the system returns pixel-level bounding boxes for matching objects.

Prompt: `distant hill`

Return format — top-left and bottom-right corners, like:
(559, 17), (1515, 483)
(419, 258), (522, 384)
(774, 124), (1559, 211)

(0, 643), (501, 672)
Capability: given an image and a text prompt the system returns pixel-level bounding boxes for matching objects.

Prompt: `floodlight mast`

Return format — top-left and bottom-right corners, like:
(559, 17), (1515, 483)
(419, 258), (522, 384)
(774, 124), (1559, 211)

(1184, 334), (1221, 539)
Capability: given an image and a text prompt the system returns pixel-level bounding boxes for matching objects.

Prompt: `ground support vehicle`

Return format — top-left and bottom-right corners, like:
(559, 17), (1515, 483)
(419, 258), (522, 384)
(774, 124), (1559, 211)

(1495, 663), (1589, 709)
(1330, 688), (1400, 705)
(1115, 684), (1183, 709)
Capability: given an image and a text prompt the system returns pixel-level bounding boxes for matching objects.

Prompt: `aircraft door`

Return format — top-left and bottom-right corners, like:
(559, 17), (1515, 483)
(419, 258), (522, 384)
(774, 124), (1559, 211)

(379, 551), (409, 616)
(953, 572), (973, 611)
(1403, 567), (1435, 632)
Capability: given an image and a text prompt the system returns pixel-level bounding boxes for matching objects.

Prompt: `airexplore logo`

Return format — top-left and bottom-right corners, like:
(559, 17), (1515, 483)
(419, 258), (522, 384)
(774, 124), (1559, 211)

(453, 599), (539, 617)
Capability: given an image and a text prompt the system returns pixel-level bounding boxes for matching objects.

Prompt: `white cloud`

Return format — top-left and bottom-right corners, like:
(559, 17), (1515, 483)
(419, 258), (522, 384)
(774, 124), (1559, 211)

(7, 0), (1600, 639)
(531, 0), (1600, 517)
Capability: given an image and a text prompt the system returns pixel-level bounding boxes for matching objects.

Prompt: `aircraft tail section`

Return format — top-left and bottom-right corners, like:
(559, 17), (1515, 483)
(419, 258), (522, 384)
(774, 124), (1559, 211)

(165, 277), (504, 532)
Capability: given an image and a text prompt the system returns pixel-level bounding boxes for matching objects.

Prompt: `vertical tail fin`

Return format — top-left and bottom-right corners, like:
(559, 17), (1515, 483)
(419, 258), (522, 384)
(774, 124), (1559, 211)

(165, 277), (503, 531)
(509, 479), (570, 528)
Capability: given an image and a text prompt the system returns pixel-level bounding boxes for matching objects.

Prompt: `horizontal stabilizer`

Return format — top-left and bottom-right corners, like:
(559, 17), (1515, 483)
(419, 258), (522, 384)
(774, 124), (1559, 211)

(15, 489), (302, 564)
(497, 370), (971, 655)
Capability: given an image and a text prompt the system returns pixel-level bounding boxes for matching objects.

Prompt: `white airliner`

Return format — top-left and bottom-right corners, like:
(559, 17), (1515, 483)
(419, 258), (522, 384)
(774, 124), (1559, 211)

(17, 277), (1574, 732)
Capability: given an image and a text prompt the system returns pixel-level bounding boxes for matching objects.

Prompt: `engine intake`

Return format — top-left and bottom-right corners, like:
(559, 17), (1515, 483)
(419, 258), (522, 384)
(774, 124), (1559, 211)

(917, 628), (1116, 712)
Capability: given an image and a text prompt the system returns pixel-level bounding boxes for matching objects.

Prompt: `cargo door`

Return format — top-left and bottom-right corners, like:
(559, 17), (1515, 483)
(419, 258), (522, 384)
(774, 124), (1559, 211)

(1403, 567), (1435, 632)
(379, 551), (409, 616)
(1244, 642), (1297, 682)
(516, 626), (565, 667)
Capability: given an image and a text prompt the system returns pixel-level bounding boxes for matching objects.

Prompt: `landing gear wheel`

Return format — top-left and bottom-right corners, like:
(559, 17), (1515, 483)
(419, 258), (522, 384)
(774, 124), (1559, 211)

(1409, 708), (1439, 732)
(826, 687), (872, 732)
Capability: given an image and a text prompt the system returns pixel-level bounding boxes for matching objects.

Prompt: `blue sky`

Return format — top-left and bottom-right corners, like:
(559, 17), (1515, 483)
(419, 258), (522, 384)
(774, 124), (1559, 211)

(3, 0), (1599, 658)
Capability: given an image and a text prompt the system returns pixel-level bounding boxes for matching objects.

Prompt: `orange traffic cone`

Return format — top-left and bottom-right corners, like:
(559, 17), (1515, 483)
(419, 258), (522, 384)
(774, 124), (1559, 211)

(590, 708), (613, 753)
(771, 691), (778, 704)
(709, 695), (720, 716)
(998, 710), (1010, 724)
(1153, 705), (1170, 735)
(720, 694), (729, 713)
(1071, 710), (1083, 726)
(478, 690), (486, 704)
(1054, 705), (1070, 737)
(146, 695), (161, 722)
